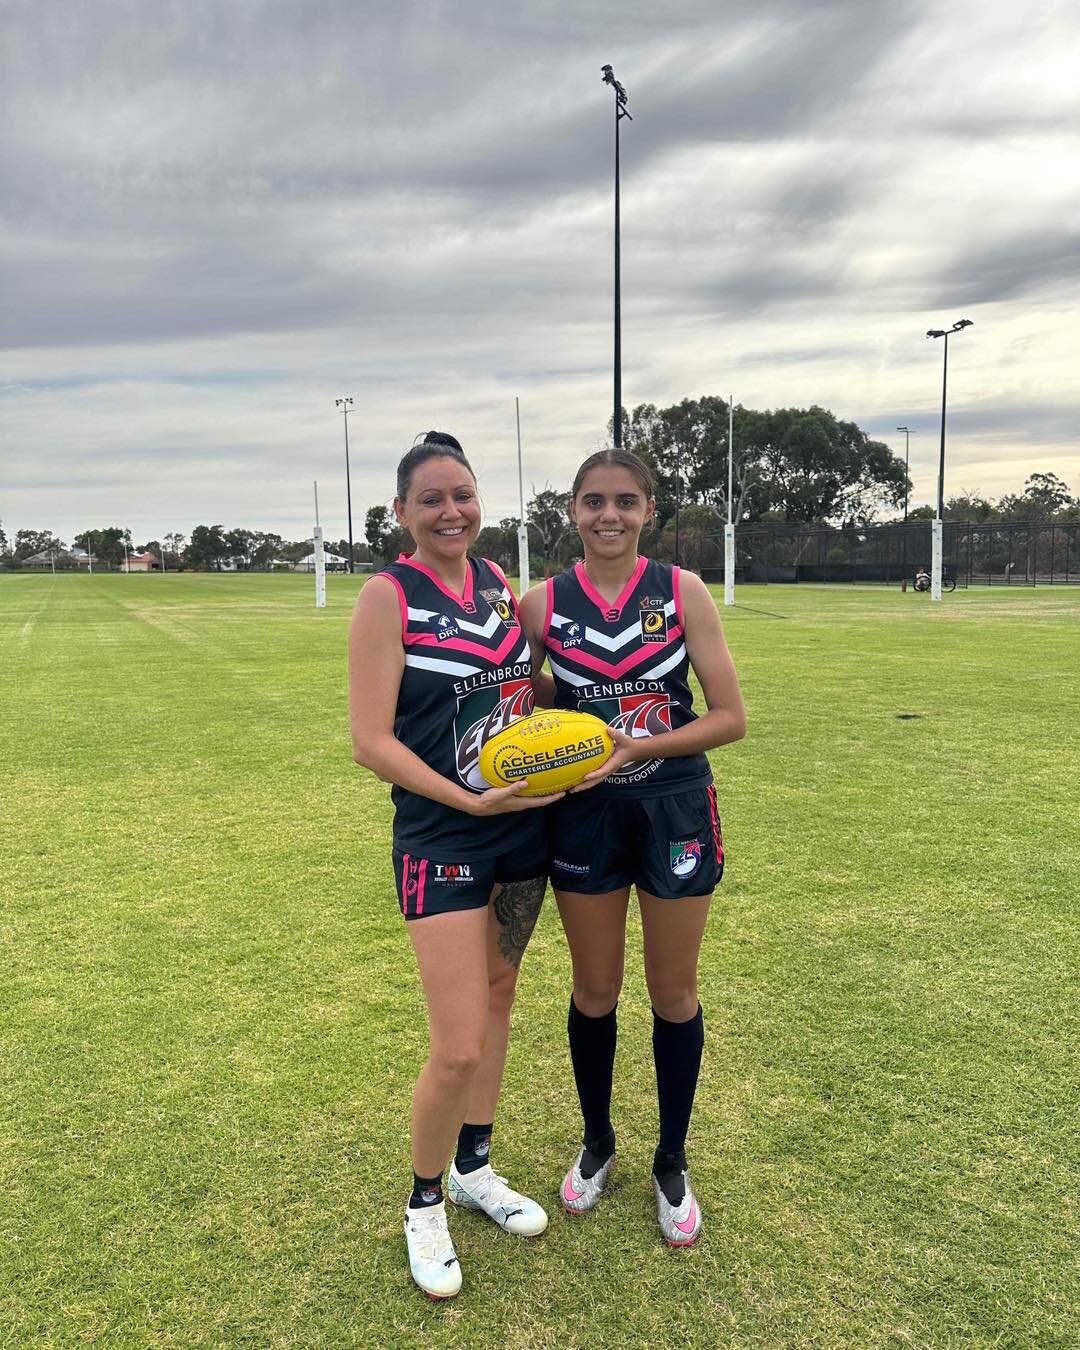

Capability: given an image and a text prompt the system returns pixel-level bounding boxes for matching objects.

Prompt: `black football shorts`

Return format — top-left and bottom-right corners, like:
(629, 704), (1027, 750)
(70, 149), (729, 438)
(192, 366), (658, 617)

(547, 783), (723, 899)
(393, 841), (548, 920)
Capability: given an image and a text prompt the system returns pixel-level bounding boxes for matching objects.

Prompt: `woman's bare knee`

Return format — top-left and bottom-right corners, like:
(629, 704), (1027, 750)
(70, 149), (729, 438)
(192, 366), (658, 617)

(488, 962), (519, 1017)
(573, 976), (623, 1018)
(427, 1042), (484, 1088)
(646, 978), (699, 1023)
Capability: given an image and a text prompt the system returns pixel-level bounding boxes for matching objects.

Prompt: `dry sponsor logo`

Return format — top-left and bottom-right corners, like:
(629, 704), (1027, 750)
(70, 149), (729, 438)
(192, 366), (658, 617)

(562, 621), (583, 649)
(435, 614), (459, 641)
(670, 838), (702, 878)
(455, 678), (534, 790)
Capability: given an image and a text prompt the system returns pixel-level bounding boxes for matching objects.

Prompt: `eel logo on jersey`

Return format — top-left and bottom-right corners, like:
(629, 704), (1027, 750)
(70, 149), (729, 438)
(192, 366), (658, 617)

(588, 692), (673, 780)
(480, 588), (516, 627)
(562, 622), (583, 650)
(670, 838), (702, 878)
(455, 678), (535, 790)
(435, 614), (459, 641)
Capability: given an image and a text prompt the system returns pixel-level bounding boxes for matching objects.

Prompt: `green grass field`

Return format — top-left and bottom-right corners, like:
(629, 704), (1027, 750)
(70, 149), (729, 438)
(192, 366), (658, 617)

(2, 574), (1077, 1348)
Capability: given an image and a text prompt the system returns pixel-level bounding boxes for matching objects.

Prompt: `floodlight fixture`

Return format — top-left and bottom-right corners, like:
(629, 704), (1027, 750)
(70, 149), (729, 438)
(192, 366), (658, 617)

(602, 64), (632, 448)
(925, 319), (975, 599)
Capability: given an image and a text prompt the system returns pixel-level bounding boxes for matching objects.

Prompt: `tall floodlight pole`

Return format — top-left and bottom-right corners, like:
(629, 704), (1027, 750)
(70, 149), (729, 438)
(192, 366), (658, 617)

(602, 65), (632, 448)
(515, 397), (530, 592)
(925, 320), (973, 600)
(335, 396), (355, 574)
(724, 395), (735, 606)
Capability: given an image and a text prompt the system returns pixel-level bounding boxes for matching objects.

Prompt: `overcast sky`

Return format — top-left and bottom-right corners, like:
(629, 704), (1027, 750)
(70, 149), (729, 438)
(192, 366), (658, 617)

(3, 0), (1078, 545)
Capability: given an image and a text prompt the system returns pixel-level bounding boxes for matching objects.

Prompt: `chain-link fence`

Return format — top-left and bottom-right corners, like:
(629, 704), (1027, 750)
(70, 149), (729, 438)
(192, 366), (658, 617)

(694, 521), (1079, 586)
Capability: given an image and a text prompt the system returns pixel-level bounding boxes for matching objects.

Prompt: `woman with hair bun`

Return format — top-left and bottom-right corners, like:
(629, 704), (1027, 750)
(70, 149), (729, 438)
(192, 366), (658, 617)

(520, 446), (746, 1247)
(349, 432), (559, 1300)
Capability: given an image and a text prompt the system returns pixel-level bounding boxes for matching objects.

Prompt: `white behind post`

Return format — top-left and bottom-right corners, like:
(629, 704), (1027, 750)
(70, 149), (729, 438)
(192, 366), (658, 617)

(724, 393), (735, 606)
(515, 397), (530, 593)
(931, 519), (943, 601)
(313, 479), (326, 609)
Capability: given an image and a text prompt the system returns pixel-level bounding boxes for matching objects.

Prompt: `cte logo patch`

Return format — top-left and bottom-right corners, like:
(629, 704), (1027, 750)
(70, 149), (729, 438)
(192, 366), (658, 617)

(670, 839), (702, 878)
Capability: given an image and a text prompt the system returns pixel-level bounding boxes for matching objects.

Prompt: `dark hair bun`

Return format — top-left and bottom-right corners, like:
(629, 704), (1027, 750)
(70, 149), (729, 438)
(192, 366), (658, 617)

(422, 431), (464, 453)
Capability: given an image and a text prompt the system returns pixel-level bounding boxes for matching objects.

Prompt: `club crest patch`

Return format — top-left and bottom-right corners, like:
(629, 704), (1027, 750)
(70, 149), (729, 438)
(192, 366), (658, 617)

(670, 838), (702, 878)
(480, 588), (516, 627)
(639, 596), (667, 642)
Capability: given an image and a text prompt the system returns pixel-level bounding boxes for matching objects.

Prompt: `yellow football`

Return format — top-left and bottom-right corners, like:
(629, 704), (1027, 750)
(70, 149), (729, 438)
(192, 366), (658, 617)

(479, 709), (614, 797)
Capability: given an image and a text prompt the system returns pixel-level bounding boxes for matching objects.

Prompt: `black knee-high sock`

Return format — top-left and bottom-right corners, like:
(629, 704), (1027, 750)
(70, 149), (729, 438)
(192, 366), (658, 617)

(567, 997), (617, 1174)
(652, 1004), (704, 1201)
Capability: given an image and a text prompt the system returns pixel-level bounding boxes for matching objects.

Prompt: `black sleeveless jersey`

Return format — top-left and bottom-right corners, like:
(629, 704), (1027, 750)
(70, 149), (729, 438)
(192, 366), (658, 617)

(379, 554), (539, 857)
(542, 558), (711, 798)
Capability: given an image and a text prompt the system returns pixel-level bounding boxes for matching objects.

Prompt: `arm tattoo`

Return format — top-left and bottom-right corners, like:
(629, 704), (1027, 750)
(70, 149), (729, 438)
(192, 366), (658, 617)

(493, 875), (546, 969)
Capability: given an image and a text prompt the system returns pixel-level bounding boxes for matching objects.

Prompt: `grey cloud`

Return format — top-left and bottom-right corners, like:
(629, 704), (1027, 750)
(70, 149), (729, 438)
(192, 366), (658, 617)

(936, 229), (1080, 305)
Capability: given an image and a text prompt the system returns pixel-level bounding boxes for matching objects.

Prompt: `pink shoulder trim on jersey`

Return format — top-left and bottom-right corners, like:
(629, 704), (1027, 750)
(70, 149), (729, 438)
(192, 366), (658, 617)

(484, 558), (515, 599)
(544, 577), (555, 641)
(396, 553), (475, 608)
(381, 571), (410, 637)
(672, 565), (685, 628)
(574, 557), (647, 619)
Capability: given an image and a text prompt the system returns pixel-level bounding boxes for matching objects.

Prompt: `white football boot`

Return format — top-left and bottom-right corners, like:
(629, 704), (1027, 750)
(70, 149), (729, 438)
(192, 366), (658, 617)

(560, 1148), (616, 1215)
(652, 1170), (702, 1247)
(447, 1163), (549, 1236)
(403, 1202), (462, 1299)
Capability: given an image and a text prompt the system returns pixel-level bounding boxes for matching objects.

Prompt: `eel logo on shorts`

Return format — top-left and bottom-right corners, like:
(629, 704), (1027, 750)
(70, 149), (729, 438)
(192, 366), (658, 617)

(480, 588), (516, 627)
(435, 614), (459, 641)
(670, 838), (702, 878)
(562, 622), (583, 650)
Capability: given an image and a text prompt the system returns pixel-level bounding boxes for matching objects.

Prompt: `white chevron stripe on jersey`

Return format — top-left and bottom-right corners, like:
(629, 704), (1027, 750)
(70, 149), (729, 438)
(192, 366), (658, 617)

(407, 605), (505, 639)
(551, 597), (677, 652)
(404, 653), (484, 677)
(552, 638), (688, 686)
(636, 640), (689, 681)
(547, 655), (593, 687)
(551, 612), (638, 652)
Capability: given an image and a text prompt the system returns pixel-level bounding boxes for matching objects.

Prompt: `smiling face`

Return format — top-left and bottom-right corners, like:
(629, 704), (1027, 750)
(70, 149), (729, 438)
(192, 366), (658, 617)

(570, 464), (655, 558)
(395, 455), (481, 565)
